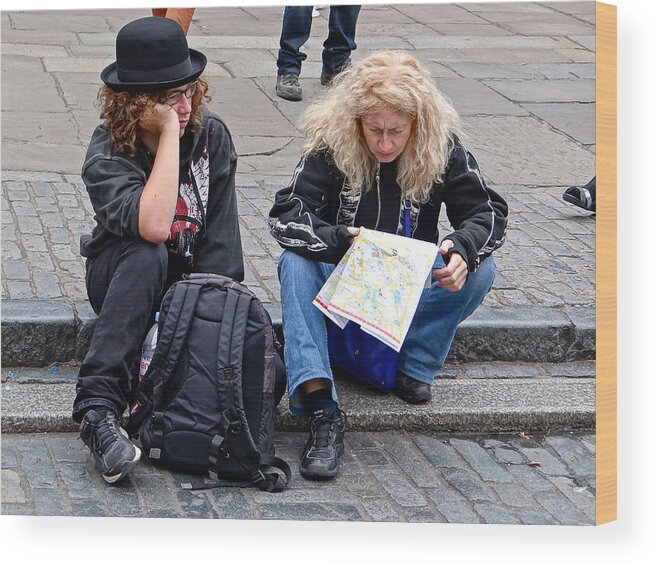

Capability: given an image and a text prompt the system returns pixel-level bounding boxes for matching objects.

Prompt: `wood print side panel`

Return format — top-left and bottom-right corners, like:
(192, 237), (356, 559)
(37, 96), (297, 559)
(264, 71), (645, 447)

(596, 1), (617, 525)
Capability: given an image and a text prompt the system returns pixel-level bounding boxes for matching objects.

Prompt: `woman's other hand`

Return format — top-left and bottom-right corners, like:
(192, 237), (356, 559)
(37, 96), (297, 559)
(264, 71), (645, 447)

(433, 239), (468, 291)
(347, 226), (361, 245)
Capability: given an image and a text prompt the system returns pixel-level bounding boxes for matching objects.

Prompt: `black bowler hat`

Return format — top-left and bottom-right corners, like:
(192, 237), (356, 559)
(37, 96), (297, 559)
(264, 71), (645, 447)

(101, 16), (207, 92)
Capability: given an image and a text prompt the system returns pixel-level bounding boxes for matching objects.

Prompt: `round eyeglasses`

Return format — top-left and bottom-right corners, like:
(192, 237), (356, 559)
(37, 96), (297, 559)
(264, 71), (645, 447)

(160, 81), (198, 106)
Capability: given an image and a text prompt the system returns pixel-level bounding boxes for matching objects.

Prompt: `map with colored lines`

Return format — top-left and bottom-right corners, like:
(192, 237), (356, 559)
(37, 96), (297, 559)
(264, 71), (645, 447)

(313, 227), (438, 351)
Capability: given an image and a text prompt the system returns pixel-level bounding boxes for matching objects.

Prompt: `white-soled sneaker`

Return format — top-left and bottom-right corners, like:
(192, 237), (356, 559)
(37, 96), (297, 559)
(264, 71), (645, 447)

(80, 409), (141, 483)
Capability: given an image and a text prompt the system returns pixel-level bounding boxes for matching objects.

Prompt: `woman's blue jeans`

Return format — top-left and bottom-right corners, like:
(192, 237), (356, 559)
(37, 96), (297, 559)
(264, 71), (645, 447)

(276, 5), (361, 76)
(278, 250), (496, 416)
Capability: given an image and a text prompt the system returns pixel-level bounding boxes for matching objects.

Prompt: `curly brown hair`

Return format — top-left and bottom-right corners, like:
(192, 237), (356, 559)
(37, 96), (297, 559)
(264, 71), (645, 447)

(97, 76), (212, 157)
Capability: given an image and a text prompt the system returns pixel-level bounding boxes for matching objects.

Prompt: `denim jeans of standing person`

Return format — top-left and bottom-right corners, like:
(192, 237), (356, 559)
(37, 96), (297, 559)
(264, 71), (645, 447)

(277, 5), (361, 76)
(277, 249), (496, 416)
(72, 238), (180, 422)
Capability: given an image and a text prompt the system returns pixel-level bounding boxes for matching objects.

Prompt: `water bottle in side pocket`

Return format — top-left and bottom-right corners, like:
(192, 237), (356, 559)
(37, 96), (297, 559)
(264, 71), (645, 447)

(139, 311), (159, 381)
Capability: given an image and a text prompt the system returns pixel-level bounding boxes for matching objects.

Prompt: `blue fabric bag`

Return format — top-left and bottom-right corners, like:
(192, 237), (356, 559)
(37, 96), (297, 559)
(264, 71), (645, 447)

(326, 200), (443, 392)
(327, 320), (400, 391)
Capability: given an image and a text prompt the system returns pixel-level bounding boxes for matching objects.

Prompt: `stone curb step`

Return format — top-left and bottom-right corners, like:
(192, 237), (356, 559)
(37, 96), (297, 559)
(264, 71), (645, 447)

(1, 299), (595, 367)
(1, 367), (595, 434)
(1, 359), (596, 384)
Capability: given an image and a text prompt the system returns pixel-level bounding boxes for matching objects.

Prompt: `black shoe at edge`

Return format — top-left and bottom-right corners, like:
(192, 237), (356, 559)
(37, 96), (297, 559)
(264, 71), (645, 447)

(393, 372), (432, 404)
(562, 184), (596, 212)
(300, 408), (346, 479)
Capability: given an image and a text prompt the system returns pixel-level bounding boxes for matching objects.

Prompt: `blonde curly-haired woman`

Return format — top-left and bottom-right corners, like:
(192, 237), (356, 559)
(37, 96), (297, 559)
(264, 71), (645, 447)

(269, 51), (508, 479)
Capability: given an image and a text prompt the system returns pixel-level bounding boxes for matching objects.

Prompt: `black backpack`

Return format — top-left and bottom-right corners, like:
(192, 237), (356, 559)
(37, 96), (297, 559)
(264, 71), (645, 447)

(127, 273), (291, 492)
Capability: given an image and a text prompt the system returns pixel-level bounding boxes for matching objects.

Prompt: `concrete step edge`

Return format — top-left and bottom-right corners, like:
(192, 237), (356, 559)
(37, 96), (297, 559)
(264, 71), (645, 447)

(1, 378), (595, 434)
(1, 359), (597, 385)
(1, 299), (595, 366)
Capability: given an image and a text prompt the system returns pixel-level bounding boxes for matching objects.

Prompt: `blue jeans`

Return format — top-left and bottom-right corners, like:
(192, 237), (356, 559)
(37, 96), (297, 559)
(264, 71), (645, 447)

(276, 5), (361, 76)
(278, 250), (496, 416)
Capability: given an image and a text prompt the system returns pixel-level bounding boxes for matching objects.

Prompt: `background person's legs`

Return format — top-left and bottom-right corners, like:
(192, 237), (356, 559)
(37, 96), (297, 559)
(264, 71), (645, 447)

(322, 5), (361, 76)
(276, 5), (314, 76)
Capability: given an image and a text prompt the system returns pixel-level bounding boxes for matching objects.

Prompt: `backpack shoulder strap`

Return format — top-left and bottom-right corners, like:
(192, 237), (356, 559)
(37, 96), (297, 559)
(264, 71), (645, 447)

(218, 287), (251, 372)
(254, 454), (292, 492)
(208, 288), (291, 491)
(208, 287), (251, 448)
(151, 282), (202, 382)
(127, 282), (201, 437)
(182, 453), (291, 492)
(143, 281), (201, 459)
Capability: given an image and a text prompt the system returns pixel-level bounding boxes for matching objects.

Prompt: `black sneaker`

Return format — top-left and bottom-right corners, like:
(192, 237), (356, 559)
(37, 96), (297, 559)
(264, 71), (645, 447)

(80, 409), (141, 484)
(300, 408), (346, 479)
(393, 372), (431, 404)
(276, 73), (302, 101)
(563, 179), (596, 212)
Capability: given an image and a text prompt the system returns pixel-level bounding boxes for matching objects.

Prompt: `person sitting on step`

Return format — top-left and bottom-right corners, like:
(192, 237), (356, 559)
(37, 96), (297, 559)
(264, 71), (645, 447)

(268, 51), (508, 480)
(73, 17), (244, 484)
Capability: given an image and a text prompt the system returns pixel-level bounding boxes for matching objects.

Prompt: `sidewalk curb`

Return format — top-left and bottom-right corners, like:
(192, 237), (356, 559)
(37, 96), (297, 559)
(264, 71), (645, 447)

(1, 377), (595, 434)
(1, 299), (595, 366)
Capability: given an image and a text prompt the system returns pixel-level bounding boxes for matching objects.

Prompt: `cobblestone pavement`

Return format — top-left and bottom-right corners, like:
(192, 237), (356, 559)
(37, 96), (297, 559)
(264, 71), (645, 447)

(1, 3), (596, 308)
(1, 430), (595, 524)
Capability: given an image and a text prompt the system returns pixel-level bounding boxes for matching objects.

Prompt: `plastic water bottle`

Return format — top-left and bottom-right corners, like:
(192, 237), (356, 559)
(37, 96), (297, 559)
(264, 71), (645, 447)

(139, 312), (159, 380)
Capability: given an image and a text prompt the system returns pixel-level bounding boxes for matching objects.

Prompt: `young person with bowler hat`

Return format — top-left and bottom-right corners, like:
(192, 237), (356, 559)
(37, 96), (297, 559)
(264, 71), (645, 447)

(73, 17), (244, 483)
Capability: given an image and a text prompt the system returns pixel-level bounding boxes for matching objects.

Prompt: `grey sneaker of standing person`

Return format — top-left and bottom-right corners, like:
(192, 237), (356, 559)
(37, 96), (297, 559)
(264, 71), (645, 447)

(276, 73), (302, 101)
(79, 410), (141, 483)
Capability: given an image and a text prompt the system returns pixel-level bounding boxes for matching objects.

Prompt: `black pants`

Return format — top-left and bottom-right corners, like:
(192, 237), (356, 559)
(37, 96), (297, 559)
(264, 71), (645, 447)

(72, 238), (185, 422)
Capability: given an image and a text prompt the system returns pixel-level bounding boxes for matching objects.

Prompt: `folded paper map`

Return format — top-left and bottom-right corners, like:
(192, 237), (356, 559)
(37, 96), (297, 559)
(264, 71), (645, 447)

(313, 227), (438, 352)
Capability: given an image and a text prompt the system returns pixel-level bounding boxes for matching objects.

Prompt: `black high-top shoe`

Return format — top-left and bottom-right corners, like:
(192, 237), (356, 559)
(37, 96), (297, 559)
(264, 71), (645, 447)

(300, 408), (346, 479)
(80, 409), (141, 483)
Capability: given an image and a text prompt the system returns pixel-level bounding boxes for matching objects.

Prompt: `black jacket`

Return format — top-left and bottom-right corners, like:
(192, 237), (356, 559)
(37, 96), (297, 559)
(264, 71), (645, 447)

(79, 109), (244, 282)
(268, 138), (508, 272)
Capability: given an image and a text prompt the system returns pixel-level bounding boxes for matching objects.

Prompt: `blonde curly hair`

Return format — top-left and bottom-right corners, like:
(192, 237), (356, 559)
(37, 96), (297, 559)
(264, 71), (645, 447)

(302, 51), (462, 203)
(97, 76), (211, 157)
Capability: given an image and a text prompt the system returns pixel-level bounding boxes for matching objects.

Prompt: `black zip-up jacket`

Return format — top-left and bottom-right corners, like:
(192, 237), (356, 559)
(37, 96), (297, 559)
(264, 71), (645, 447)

(79, 108), (244, 281)
(268, 138), (508, 272)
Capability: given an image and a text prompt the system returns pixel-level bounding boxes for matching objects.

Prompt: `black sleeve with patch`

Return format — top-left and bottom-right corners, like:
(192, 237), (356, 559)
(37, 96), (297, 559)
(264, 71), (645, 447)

(268, 151), (352, 264)
(439, 139), (508, 272)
